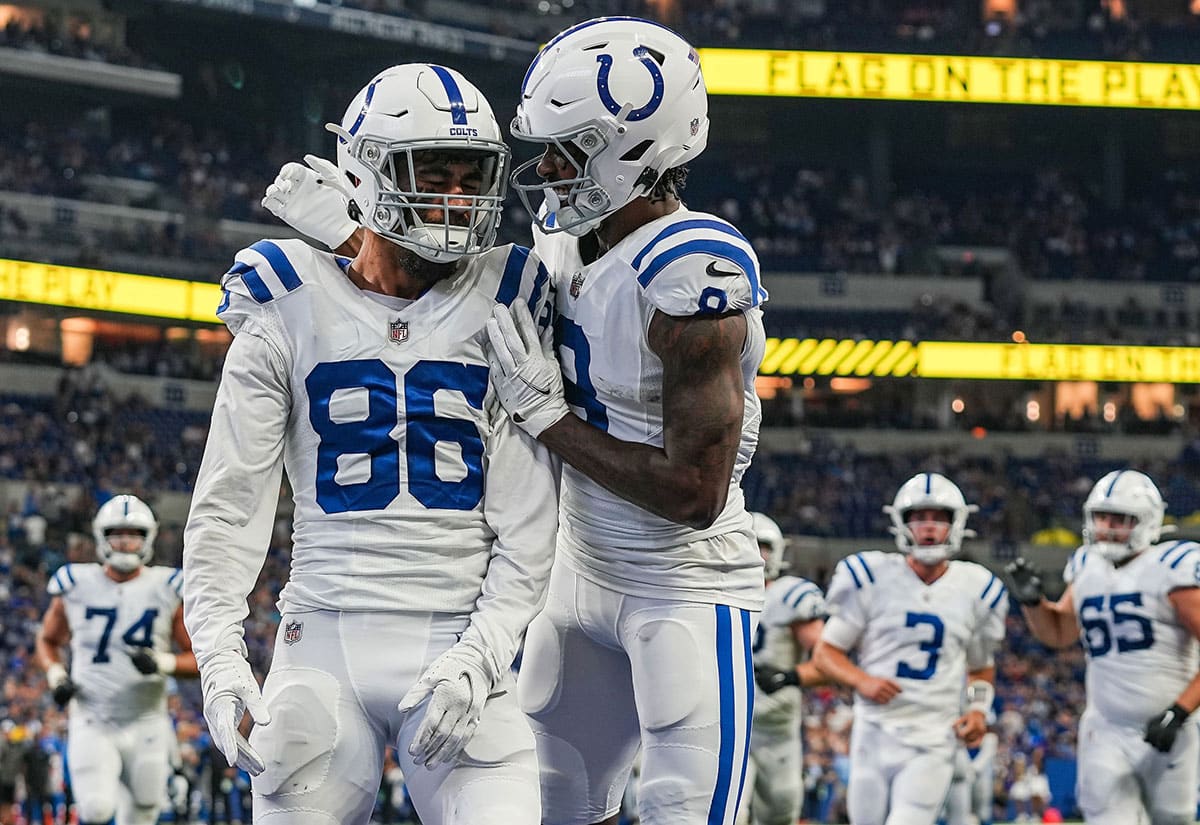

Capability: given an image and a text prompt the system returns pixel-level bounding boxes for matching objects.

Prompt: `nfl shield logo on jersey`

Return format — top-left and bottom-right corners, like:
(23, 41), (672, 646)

(570, 272), (586, 298)
(283, 620), (303, 645)
(389, 319), (409, 344)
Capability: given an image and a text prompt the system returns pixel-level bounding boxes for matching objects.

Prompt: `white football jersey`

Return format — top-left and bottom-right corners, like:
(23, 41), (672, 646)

(533, 208), (767, 610)
(196, 239), (555, 618)
(47, 563), (182, 724)
(753, 575), (825, 728)
(1064, 539), (1200, 727)
(823, 552), (1007, 748)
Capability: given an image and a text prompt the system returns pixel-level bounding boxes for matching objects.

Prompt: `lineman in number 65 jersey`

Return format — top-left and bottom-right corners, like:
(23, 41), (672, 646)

(35, 495), (199, 825)
(813, 473), (1007, 825)
(183, 65), (556, 825)
(1008, 470), (1200, 825)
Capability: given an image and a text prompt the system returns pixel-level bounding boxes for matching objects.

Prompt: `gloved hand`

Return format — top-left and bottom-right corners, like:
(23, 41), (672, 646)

(1004, 558), (1045, 607)
(754, 664), (800, 695)
(46, 663), (77, 708)
(200, 651), (271, 775)
(484, 302), (570, 438)
(1145, 703), (1189, 753)
(398, 640), (496, 767)
(261, 155), (358, 250)
(129, 648), (177, 675)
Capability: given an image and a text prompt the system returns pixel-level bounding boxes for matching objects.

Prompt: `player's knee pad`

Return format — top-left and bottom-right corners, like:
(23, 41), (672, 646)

(517, 611), (565, 718)
(462, 679), (536, 765)
(124, 803), (163, 825)
(442, 774), (541, 825)
(250, 667), (339, 798)
(255, 808), (340, 825)
(75, 795), (117, 825)
(754, 775), (800, 825)
(637, 747), (715, 824)
(128, 748), (170, 807)
(626, 615), (705, 731)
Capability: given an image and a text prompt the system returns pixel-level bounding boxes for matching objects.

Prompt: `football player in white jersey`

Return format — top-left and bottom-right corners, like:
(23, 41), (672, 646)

(734, 513), (826, 825)
(1006, 470), (1200, 825)
(183, 64), (557, 825)
(261, 18), (767, 825)
(35, 494), (198, 825)
(812, 473), (1007, 825)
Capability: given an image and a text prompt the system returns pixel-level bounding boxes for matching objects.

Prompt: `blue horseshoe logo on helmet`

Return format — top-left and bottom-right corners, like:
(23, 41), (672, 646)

(596, 47), (664, 122)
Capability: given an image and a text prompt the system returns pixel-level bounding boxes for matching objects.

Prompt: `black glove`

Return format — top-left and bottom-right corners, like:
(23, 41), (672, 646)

(754, 665), (800, 695)
(1145, 703), (1190, 753)
(51, 678), (77, 708)
(1005, 558), (1045, 607)
(129, 648), (159, 675)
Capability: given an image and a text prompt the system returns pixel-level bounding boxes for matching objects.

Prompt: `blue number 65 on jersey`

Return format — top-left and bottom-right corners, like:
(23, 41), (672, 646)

(306, 358), (488, 513)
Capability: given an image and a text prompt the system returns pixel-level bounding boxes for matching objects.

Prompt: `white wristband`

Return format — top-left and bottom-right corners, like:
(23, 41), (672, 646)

(155, 652), (178, 675)
(46, 663), (67, 689)
(966, 679), (995, 715)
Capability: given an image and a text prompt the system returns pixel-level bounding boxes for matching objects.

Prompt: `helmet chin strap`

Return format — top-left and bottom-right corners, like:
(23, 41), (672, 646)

(911, 544), (951, 565)
(108, 552), (143, 573)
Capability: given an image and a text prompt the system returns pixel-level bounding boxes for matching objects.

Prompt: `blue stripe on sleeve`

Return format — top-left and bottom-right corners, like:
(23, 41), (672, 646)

(216, 288), (231, 316)
(168, 568), (182, 588)
(1160, 540), (1188, 562)
(429, 65), (469, 125)
(1170, 547), (1197, 569)
(235, 267), (273, 304)
(853, 553), (875, 584)
(989, 585), (1008, 610)
(631, 219), (750, 269)
(65, 564), (75, 586)
(250, 241), (303, 292)
(840, 558), (863, 590)
(636, 238), (763, 306)
(51, 570), (64, 594)
(981, 574), (997, 601)
(526, 261), (550, 319)
(707, 605), (735, 825)
(496, 246), (529, 306)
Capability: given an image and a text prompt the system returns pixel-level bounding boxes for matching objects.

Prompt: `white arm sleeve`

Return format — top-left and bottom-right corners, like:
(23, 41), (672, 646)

(464, 411), (559, 678)
(183, 329), (290, 667)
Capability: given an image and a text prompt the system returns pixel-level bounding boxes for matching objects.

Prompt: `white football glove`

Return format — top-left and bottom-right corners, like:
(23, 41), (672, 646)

(261, 154), (358, 250)
(200, 651), (271, 776)
(484, 302), (570, 438)
(398, 641), (495, 768)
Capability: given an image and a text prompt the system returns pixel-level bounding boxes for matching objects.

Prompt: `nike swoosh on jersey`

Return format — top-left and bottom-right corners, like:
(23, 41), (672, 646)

(706, 261), (743, 278)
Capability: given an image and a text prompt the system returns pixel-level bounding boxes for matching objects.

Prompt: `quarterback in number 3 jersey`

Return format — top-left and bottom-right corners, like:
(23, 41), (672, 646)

(1010, 470), (1200, 825)
(184, 64), (556, 825)
(813, 473), (1007, 825)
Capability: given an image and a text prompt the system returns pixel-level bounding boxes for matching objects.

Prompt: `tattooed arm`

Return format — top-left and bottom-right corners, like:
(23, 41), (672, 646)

(538, 310), (747, 529)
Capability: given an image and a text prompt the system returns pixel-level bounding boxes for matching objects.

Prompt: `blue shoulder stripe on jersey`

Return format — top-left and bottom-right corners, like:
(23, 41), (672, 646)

(1160, 540), (1189, 562)
(51, 569), (64, 593)
(840, 557), (863, 589)
(527, 260), (550, 320)
(989, 585), (1008, 610)
(852, 553), (875, 584)
(250, 241), (303, 292)
(1165, 542), (1198, 568)
(981, 573), (998, 601)
(216, 288), (231, 316)
(64, 564), (76, 586)
(496, 246), (529, 306)
(429, 65), (469, 126)
(631, 219), (749, 269)
(227, 261), (273, 304)
(637, 238), (763, 305)
(1170, 548), (1197, 569)
(780, 581), (809, 607)
(168, 568), (183, 588)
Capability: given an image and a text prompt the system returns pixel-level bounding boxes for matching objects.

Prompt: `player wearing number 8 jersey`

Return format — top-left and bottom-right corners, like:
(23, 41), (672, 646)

(813, 473), (1006, 825)
(1007, 470), (1200, 825)
(183, 64), (556, 825)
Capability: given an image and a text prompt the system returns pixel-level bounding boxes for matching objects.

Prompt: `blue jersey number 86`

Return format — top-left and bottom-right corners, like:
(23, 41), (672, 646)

(306, 358), (488, 514)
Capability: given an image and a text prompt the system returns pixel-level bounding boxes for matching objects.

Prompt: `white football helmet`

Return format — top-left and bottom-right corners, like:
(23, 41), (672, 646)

(751, 512), (788, 580)
(1082, 470), (1169, 562)
(329, 64), (510, 262)
(884, 472), (977, 565)
(93, 494), (157, 573)
(511, 16), (709, 235)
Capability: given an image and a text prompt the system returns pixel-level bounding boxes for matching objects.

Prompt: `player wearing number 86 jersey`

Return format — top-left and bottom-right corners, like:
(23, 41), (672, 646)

(184, 64), (556, 825)
(813, 473), (1006, 825)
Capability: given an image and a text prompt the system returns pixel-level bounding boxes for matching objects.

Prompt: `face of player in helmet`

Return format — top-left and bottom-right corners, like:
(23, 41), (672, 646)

(1089, 510), (1137, 545)
(390, 148), (490, 229)
(104, 527), (147, 571)
(905, 508), (953, 549)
